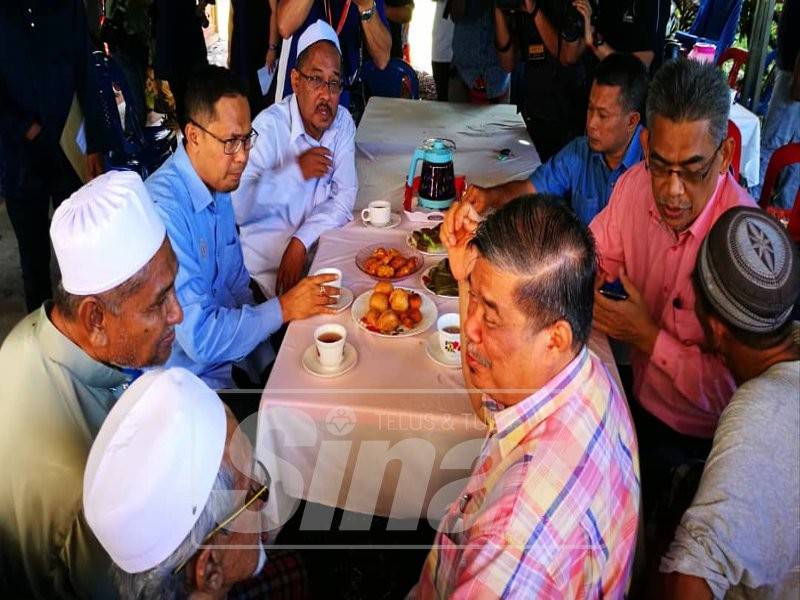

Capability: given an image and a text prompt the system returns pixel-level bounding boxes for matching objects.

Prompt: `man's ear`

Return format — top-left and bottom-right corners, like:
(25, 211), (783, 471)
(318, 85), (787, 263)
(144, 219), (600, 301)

(194, 548), (226, 593)
(628, 110), (641, 133)
(640, 127), (650, 163)
(706, 313), (729, 353)
(185, 121), (201, 148)
(719, 135), (735, 175)
(290, 68), (300, 93)
(547, 320), (575, 355)
(77, 297), (109, 348)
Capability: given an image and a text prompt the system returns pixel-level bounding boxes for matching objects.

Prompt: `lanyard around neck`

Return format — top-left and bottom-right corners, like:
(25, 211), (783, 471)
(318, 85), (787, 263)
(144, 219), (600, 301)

(324, 0), (352, 35)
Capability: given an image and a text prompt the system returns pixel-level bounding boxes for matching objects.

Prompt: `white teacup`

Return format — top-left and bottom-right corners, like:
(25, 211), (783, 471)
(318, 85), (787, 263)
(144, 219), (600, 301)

(313, 267), (342, 297)
(437, 313), (461, 359)
(361, 201), (392, 227)
(314, 324), (347, 368)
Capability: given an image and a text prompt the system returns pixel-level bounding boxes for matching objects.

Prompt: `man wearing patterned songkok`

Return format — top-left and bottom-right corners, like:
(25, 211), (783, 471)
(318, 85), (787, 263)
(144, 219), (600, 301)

(661, 206), (800, 600)
(0, 171), (183, 597)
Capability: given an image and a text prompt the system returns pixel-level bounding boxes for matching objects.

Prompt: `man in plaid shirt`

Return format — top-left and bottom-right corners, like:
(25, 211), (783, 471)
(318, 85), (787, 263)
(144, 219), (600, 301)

(415, 195), (640, 598)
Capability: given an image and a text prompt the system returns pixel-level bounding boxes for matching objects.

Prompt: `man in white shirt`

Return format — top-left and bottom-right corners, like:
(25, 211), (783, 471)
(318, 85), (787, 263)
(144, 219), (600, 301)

(233, 20), (358, 298)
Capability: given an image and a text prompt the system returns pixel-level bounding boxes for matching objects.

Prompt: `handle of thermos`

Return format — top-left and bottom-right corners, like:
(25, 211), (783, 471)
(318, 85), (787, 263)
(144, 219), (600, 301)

(407, 148), (424, 187)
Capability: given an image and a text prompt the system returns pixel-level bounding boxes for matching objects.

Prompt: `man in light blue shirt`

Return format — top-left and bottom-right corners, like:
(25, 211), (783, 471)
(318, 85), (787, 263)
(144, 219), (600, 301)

(147, 65), (337, 389)
(461, 53), (648, 225)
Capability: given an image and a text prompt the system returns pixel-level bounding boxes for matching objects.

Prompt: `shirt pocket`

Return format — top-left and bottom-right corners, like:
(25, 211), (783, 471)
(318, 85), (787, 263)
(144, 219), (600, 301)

(671, 305), (704, 348)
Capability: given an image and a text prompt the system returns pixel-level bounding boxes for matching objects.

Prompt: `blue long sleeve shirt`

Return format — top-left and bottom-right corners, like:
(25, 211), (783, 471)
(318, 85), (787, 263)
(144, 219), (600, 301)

(530, 127), (643, 226)
(146, 143), (283, 388)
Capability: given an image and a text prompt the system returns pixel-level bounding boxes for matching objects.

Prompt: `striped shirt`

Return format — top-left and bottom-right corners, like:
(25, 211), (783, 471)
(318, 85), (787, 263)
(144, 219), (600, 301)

(416, 348), (640, 599)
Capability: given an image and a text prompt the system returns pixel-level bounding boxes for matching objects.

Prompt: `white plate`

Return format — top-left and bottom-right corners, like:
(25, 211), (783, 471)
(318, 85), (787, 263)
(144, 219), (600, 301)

(361, 213), (402, 229)
(302, 342), (358, 378)
(406, 231), (447, 256)
(424, 332), (461, 368)
(330, 287), (354, 313)
(350, 287), (437, 337)
(419, 264), (458, 298)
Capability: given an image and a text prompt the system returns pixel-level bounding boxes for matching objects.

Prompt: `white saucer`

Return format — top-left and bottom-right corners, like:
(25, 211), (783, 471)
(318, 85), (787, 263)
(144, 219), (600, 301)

(330, 287), (354, 313)
(302, 342), (358, 378)
(424, 333), (461, 369)
(362, 213), (402, 229)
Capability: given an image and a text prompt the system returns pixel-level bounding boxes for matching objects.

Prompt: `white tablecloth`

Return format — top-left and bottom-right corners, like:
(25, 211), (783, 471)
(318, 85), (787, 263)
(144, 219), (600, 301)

(255, 99), (620, 532)
(354, 97), (541, 210)
(730, 102), (761, 187)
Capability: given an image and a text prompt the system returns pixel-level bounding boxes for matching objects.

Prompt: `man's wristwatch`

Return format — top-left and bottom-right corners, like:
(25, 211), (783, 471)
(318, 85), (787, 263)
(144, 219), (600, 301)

(359, 1), (376, 21)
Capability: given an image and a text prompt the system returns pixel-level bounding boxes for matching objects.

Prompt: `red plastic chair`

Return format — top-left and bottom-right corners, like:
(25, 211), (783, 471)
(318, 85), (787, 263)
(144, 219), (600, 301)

(759, 143), (800, 242)
(727, 120), (741, 181)
(759, 143), (800, 209)
(787, 200), (800, 243)
(717, 47), (748, 90)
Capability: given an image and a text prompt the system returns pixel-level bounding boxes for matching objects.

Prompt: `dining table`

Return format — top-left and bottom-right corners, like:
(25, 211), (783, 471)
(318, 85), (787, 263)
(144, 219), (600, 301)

(255, 97), (625, 534)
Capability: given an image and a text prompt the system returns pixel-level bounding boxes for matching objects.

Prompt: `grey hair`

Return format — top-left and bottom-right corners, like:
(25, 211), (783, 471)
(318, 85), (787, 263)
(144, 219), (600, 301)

(470, 195), (597, 349)
(111, 462), (237, 600)
(646, 58), (731, 145)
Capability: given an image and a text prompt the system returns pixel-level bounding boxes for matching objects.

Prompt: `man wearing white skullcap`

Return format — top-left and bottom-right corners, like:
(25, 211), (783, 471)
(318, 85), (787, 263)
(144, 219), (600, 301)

(233, 20), (358, 299)
(146, 64), (338, 390)
(85, 367), (271, 599)
(0, 171), (183, 598)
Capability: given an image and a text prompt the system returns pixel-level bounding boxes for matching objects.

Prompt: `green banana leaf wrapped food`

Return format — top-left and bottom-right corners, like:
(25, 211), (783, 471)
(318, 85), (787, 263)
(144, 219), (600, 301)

(423, 258), (458, 297)
(410, 224), (445, 254)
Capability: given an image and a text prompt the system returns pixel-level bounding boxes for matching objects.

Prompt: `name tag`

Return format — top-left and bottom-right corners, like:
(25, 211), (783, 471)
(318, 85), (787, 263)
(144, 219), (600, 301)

(528, 43), (545, 61)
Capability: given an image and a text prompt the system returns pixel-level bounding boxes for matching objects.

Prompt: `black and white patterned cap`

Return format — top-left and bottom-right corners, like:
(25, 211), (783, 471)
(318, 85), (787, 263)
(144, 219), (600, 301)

(697, 206), (800, 333)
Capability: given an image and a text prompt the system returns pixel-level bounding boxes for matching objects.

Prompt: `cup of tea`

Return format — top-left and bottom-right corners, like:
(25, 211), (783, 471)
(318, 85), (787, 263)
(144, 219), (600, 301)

(437, 313), (461, 359)
(314, 324), (347, 368)
(361, 201), (392, 227)
(313, 267), (342, 298)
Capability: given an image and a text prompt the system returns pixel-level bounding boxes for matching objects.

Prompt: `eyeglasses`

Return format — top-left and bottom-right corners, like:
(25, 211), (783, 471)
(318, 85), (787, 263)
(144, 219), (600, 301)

(648, 139), (724, 185)
(172, 459), (270, 575)
(188, 119), (258, 155)
(296, 69), (344, 95)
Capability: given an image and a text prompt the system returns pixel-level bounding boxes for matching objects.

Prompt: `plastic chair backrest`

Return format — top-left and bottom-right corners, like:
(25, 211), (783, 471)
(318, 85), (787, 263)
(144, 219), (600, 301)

(717, 47), (748, 89)
(787, 194), (800, 243)
(684, 0), (744, 60)
(727, 119), (742, 181)
(759, 143), (800, 209)
(362, 58), (420, 100)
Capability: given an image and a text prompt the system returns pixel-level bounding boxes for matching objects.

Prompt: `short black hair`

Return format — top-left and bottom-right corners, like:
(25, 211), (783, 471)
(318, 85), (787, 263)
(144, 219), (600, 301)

(471, 195), (597, 349)
(181, 65), (247, 130)
(593, 53), (649, 117)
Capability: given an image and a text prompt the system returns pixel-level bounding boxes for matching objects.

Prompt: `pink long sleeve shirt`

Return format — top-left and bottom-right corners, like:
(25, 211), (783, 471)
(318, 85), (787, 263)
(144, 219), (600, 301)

(589, 162), (756, 438)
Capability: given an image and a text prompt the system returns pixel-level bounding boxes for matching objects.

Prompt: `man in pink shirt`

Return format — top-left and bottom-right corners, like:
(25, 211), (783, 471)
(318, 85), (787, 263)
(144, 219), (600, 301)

(588, 58), (755, 545)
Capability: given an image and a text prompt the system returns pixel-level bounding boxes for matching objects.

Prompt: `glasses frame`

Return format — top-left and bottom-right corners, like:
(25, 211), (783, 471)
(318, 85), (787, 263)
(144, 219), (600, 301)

(188, 119), (258, 155)
(295, 69), (344, 95)
(648, 138), (725, 186)
(172, 459), (270, 575)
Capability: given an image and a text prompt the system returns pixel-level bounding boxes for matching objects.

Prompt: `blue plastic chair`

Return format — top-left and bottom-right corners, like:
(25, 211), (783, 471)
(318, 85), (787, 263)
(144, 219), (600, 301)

(676, 0), (744, 61)
(362, 58), (420, 100)
(90, 51), (176, 179)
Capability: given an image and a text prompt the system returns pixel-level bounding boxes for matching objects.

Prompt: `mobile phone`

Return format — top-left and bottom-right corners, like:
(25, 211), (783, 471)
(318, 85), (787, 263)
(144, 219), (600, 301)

(599, 279), (629, 301)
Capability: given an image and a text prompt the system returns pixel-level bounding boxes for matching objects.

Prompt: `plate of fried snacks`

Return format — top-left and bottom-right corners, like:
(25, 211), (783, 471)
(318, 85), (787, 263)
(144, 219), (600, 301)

(355, 245), (424, 281)
(351, 282), (436, 337)
(407, 224), (447, 256)
(420, 258), (458, 297)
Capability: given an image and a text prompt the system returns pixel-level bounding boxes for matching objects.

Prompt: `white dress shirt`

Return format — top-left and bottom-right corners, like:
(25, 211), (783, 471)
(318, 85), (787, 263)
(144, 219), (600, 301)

(233, 94), (358, 297)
